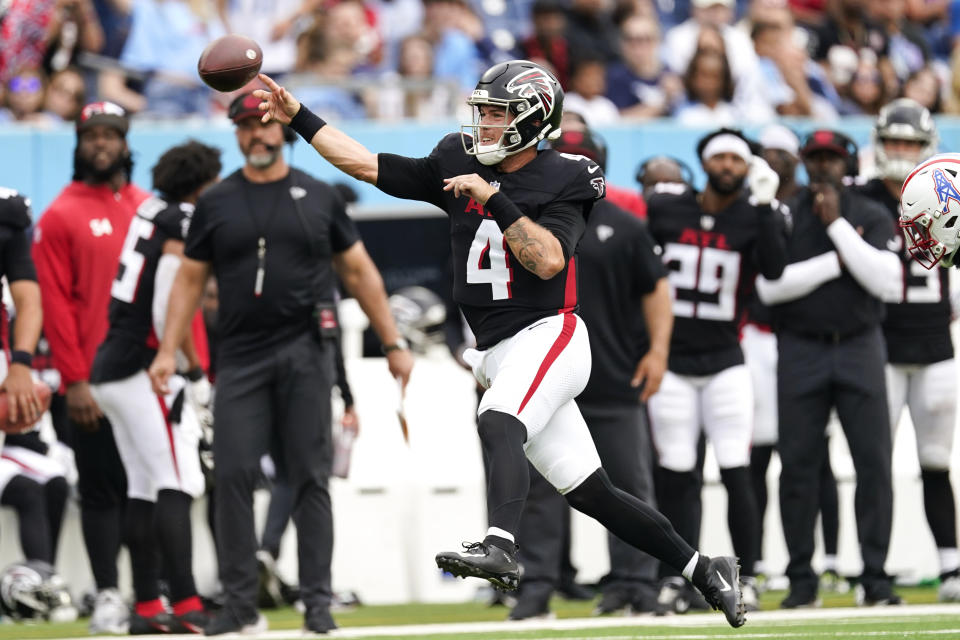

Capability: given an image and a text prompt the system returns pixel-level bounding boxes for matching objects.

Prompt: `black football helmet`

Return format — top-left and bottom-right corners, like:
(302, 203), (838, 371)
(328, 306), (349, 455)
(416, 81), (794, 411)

(874, 98), (938, 183)
(388, 286), (447, 353)
(0, 560), (77, 622)
(462, 59), (564, 166)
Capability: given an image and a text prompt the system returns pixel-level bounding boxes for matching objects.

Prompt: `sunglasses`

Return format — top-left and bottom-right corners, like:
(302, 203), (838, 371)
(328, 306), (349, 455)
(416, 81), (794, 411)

(9, 75), (42, 94)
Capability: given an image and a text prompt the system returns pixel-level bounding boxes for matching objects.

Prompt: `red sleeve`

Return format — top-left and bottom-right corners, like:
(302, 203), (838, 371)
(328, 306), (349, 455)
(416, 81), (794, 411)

(32, 208), (87, 387)
(190, 311), (210, 373)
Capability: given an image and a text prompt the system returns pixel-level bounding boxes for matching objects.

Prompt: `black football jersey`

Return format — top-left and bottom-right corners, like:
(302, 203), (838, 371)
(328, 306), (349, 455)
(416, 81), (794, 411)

(646, 185), (788, 375)
(377, 133), (604, 349)
(91, 197), (192, 383)
(855, 178), (952, 364)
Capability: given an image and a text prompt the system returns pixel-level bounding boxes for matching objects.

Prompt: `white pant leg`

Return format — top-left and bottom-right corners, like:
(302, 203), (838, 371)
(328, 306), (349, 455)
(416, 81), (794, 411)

(908, 359), (958, 470)
(92, 370), (204, 501)
(1, 445), (65, 484)
(885, 363), (910, 437)
(647, 370), (701, 472)
(701, 364), (754, 470)
(475, 313), (591, 441)
(524, 399), (602, 494)
(742, 325), (778, 447)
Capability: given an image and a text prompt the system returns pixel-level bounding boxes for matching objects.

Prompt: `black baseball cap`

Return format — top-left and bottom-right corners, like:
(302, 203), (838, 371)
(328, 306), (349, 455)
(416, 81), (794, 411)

(800, 129), (854, 158)
(227, 92), (263, 123)
(76, 101), (128, 136)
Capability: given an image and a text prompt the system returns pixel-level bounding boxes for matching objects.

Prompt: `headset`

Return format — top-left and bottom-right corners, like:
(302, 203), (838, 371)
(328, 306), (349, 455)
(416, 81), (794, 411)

(635, 155), (696, 190)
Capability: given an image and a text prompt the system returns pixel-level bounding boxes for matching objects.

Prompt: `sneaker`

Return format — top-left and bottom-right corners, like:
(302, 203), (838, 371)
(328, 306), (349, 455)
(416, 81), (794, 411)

(654, 577), (686, 616)
(856, 581), (903, 606)
(508, 582), (553, 620)
(939, 573), (960, 602)
(303, 607), (337, 634)
(780, 585), (821, 609)
(173, 609), (209, 634)
(203, 609), (267, 636)
(48, 603), (79, 623)
(256, 550), (284, 610)
(89, 588), (129, 635)
(820, 569), (850, 593)
(436, 541), (519, 591)
(129, 611), (177, 635)
(594, 589), (630, 615)
(741, 576), (760, 612)
(696, 556), (746, 628)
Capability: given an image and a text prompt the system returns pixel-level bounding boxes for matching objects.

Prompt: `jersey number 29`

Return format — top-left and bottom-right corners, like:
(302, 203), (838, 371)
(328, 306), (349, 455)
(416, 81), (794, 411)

(467, 219), (512, 300)
(663, 243), (741, 321)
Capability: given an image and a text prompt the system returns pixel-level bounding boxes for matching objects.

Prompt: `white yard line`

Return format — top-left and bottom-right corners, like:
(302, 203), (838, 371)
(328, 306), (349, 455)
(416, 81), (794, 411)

(69, 603), (960, 640)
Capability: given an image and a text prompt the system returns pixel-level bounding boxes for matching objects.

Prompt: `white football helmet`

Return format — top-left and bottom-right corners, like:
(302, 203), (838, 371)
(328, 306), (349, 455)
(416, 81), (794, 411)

(900, 153), (960, 269)
(0, 560), (76, 622)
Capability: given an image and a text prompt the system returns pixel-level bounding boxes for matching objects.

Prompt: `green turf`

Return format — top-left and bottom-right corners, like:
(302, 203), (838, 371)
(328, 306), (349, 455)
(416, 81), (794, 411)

(0, 586), (950, 639)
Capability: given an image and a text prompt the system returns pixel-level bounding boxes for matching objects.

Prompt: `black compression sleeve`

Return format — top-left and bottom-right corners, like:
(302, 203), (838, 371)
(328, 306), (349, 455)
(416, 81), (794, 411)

(289, 105), (327, 142)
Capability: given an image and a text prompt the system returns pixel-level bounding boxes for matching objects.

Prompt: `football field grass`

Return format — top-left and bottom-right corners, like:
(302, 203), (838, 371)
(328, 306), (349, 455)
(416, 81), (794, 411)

(1, 586), (958, 639)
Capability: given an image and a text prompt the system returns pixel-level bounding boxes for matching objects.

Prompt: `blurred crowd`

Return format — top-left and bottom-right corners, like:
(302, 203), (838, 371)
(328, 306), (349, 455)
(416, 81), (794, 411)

(3, 0), (960, 125)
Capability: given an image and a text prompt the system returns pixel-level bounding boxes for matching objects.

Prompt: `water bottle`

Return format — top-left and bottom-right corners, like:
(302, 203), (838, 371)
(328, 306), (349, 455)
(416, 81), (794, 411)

(332, 428), (356, 479)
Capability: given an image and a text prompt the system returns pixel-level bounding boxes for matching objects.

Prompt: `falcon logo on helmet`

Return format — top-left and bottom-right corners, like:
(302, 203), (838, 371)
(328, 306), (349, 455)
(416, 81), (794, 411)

(462, 60), (564, 166)
(505, 70), (555, 113)
(899, 153), (960, 269)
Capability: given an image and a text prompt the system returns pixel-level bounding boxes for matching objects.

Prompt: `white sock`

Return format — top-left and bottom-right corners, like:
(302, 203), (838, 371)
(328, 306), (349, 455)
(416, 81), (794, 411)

(822, 554), (837, 572)
(486, 527), (514, 543)
(940, 548), (959, 574)
(682, 552), (700, 582)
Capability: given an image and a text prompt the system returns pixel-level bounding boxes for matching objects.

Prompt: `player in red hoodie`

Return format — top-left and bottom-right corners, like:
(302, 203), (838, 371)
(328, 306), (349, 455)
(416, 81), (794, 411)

(32, 102), (147, 635)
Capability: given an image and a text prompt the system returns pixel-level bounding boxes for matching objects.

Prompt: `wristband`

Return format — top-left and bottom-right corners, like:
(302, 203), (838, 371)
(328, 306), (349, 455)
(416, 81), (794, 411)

(10, 350), (32, 367)
(484, 192), (524, 232)
(381, 337), (409, 354)
(185, 367), (205, 382)
(289, 105), (327, 142)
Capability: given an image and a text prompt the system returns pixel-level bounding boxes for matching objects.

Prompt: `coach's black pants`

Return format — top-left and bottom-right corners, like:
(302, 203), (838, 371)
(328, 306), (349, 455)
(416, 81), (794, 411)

(213, 332), (334, 618)
(516, 402), (657, 594)
(777, 327), (893, 594)
(74, 416), (128, 590)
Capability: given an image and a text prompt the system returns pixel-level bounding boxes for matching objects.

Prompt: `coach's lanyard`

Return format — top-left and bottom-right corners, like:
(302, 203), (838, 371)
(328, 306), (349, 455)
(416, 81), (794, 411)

(241, 176), (287, 297)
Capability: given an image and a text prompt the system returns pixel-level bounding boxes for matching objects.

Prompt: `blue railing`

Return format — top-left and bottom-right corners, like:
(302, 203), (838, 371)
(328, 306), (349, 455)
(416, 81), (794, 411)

(4, 116), (958, 216)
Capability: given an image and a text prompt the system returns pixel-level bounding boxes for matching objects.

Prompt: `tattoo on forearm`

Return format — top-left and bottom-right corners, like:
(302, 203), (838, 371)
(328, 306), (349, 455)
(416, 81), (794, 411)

(505, 220), (548, 274)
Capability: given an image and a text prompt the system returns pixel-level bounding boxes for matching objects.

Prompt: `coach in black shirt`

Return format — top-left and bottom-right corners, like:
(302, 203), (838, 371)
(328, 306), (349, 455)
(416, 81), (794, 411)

(149, 93), (413, 635)
(757, 129), (901, 609)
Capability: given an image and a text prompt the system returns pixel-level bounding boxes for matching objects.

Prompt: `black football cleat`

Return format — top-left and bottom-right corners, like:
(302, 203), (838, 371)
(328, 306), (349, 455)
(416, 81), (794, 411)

(697, 556), (746, 628)
(435, 541), (519, 591)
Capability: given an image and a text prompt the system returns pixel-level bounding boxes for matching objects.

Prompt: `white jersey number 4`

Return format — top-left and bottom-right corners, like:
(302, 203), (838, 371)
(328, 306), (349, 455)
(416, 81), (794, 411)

(467, 219), (512, 300)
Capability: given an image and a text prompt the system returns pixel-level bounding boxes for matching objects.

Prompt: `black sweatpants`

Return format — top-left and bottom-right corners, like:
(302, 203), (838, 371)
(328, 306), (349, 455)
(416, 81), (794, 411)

(777, 327), (893, 593)
(516, 402), (656, 591)
(75, 416), (128, 590)
(213, 332), (334, 618)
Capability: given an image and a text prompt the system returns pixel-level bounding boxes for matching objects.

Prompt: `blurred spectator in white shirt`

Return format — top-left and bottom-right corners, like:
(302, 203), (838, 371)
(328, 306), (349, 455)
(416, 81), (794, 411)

(563, 55), (620, 126)
(673, 46), (738, 125)
(665, 0), (775, 123)
(606, 13), (683, 119)
(216, 0), (318, 76)
(372, 34), (454, 120)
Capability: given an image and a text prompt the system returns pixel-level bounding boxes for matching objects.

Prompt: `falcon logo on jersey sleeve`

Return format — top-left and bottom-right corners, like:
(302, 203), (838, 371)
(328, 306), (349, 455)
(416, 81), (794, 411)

(506, 70), (555, 113)
(933, 168), (960, 213)
(590, 177), (605, 198)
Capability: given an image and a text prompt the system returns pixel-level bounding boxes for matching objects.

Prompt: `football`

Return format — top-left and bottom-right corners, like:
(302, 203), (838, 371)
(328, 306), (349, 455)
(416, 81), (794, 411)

(197, 35), (263, 92)
(0, 383), (52, 434)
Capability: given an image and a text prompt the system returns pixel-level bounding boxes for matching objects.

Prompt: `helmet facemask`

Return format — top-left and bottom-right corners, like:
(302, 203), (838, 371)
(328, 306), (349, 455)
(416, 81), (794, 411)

(874, 98), (938, 183)
(461, 61), (563, 166)
(877, 133), (938, 182)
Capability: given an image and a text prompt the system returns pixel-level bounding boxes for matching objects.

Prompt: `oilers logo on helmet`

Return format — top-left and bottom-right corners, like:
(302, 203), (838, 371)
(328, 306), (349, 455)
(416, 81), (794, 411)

(933, 168), (960, 214)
